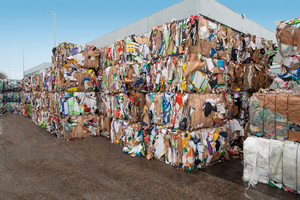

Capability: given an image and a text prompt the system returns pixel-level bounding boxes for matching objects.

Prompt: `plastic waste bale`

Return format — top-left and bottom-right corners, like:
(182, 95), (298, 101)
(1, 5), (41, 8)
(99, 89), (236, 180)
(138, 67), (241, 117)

(243, 137), (259, 184)
(0, 79), (4, 92)
(249, 95), (266, 137)
(282, 141), (298, 191)
(270, 139), (283, 185)
(249, 92), (300, 141)
(0, 103), (3, 113)
(257, 138), (270, 184)
(297, 145), (300, 192)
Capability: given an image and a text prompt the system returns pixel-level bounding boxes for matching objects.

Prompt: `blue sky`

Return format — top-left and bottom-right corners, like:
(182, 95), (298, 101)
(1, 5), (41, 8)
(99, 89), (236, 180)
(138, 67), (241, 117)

(0, 0), (298, 79)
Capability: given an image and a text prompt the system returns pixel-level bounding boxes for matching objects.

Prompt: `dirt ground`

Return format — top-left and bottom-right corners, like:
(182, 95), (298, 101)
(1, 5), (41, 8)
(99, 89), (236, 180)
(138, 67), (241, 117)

(0, 114), (298, 199)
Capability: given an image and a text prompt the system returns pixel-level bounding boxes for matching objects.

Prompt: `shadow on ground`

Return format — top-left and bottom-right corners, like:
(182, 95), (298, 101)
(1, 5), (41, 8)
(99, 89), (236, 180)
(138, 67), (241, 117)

(0, 114), (298, 199)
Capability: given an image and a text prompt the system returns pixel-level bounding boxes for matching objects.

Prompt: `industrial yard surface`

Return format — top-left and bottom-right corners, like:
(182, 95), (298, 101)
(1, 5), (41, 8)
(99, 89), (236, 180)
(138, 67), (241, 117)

(0, 114), (298, 200)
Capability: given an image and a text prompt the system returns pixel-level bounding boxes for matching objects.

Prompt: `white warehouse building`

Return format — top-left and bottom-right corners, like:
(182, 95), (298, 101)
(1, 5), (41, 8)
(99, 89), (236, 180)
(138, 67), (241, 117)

(86, 0), (277, 54)
(26, 0), (280, 75)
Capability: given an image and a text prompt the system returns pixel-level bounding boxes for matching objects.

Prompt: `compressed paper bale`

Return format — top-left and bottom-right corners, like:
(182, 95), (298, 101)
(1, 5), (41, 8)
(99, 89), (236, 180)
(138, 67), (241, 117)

(154, 128), (166, 160)
(143, 93), (163, 125)
(257, 138), (270, 184)
(270, 139), (283, 184)
(187, 93), (225, 130)
(113, 93), (130, 120)
(172, 93), (189, 130)
(161, 92), (175, 126)
(128, 92), (146, 123)
(243, 137), (259, 184)
(110, 119), (130, 145)
(62, 114), (98, 141)
(60, 92), (97, 116)
(98, 93), (113, 118)
(283, 141), (298, 191)
(98, 115), (111, 138)
(122, 123), (143, 152)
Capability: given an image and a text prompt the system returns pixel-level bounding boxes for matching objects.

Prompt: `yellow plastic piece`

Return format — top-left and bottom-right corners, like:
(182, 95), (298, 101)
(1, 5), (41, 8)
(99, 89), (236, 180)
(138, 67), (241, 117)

(182, 63), (187, 72)
(66, 87), (77, 92)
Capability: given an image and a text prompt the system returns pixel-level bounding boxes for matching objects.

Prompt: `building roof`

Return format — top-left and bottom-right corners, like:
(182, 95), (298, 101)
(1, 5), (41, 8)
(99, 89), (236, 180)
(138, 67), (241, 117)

(86, 0), (276, 47)
(24, 62), (51, 76)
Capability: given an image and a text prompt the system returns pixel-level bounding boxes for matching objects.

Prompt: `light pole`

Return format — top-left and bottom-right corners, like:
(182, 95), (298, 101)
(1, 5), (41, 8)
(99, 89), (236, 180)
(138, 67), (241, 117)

(19, 46), (24, 78)
(48, 12), (56, 47)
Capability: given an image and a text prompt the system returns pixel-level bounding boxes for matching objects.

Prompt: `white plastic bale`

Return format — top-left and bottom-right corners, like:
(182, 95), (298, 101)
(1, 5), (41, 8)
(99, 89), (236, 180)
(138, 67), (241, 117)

(298, 145), (300, 192)
(257, 138), (270, 184)
(283, 141), (298, 191)
(243, 137), (259, 184)
(270, 139), (283, 184)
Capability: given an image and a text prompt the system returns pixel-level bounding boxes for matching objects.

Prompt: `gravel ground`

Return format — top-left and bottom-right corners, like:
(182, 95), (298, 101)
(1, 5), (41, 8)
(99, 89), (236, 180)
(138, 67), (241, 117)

(0, 114), (298, 200)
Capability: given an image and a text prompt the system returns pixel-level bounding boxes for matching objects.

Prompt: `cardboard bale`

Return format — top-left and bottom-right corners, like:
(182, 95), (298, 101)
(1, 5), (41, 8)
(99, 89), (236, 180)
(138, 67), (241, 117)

(57, 67), (96, 92)
(61, 114), (98, 141)
(171, 93), (189, 130)
(110, 118), (130, 144)
(98, 114), (112, 138)
(83, 46), (100, 69)
(128, 91), (146, 123)
(142, 92), (163, 125)
(187, 93), (226, 130)
(153, 126), (227, 172)
(97, 93), (113, 118)
(60, 92), (97, 116)
(112, 93), (131, 121)
(122, 61), (152, 93)
(123, 124), (156, 158)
